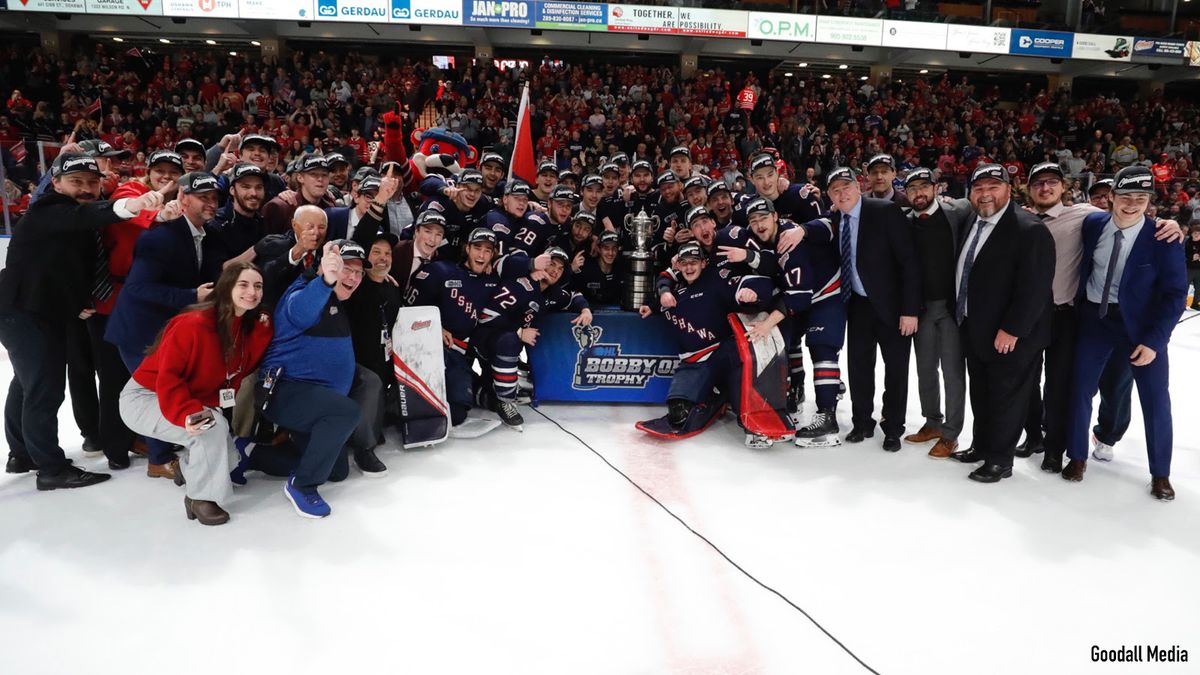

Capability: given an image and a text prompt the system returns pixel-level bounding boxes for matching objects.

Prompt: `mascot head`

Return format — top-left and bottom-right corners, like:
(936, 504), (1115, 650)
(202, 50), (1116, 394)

(411, 127), (478, 179)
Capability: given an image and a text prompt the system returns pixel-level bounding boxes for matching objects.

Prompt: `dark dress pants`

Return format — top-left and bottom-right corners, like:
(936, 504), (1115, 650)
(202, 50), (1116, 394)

(846, 293), (912, 437)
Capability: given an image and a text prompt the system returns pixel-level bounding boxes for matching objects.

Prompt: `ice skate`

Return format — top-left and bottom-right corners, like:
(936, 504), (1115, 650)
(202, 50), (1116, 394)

(795, 408), (842, 447)
(495, 399), (525, 431)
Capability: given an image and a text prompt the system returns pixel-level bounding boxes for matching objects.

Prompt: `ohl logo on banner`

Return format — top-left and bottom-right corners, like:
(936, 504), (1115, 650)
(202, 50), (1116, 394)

(571, 325), (678, 390)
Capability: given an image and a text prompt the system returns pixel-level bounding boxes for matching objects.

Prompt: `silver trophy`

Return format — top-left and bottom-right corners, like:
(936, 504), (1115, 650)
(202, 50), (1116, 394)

(621, 209), (660, 311)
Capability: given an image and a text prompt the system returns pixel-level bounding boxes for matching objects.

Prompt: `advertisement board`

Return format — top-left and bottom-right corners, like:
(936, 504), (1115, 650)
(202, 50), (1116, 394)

(1132, 37), (1187, 58)
(881, 19), (947, 50)
(945, 25), (1011, 54)
(240, 0), (312, 20)
(313, 0), (389, 21)
(746, 12), (816, 43)
(8, 0), (87, 11)
(606, 4), (677, 34)
(675, 7), (746, 38)
(163, 0), (237, 18)
(1189, 41), (1200, 67)
(535, 1), (605, 31)
(85, 0), (164, 14)
(462, 0), (534, 28)
(1010, 29), (1073, 58)
(815, 16), (883, 46)
(1072, 33), (1133, 61)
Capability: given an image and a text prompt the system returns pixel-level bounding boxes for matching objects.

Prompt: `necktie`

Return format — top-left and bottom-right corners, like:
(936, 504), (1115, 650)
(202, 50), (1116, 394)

(956, 219), (988, 324)
(918, 213), (930, 220)
(193, 234), (204, 269)
(303, 252), (314, 269)
(1099, 230), (1124, 319)
(839, 212), (854, 303)
(91, 231), (113, 302)
(1037, 212), (1050, 220)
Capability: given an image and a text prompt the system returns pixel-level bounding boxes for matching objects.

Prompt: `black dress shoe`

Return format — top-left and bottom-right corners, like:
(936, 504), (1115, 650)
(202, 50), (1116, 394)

(6, 454), (35, 474)
(1040, 450), (1064, 474)
(1061, 459), (1086, 482)
(1151, 477), (1175, 501)
(968, 463), (1013, 483)
(81, 437), (103, 456)
(882, 436), (901, 452)
(845, 427), (875, 443)
(1014, 438), (1045, 458)
(107, 454), (131, 470)
(36, 465), (111, 491)
(950, 447), (984, 463)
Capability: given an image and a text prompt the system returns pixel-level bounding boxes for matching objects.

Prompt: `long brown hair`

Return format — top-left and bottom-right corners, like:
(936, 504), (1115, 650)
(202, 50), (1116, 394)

(144, 262), (265, 361)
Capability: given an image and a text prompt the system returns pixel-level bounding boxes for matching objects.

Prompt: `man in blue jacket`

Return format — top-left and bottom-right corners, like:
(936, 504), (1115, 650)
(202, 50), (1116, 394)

(1063, 166), (1188, 500)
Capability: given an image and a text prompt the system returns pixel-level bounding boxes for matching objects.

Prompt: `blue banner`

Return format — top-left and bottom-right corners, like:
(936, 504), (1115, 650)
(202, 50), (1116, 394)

(462, 0), (535, 27)
(1010, 29), (1073, 58)
(529, 310), (680, 403)
(1133, 37), (1187, 58)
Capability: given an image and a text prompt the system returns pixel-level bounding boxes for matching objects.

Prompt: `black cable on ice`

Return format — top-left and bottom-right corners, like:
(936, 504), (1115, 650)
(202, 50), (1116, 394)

(532, 407), (883, 675)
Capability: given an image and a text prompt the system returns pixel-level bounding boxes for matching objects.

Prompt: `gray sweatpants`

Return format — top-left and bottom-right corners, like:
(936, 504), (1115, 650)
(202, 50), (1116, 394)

(912, 299), (966, 441)
(119, 380), (234, 505)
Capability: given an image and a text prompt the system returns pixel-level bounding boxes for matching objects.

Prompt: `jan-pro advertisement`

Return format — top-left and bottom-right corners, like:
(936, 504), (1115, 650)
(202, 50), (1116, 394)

(462, 0), (535, 28)
(535, 1), (606, 31)
(1010, 29), (1073, 58)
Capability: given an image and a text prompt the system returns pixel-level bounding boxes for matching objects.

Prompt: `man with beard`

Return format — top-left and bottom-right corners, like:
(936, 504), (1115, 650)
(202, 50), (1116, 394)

(555, 210), (599, 264)
(949, 164), (1054, 483)
(212, 134), (287, 203)
(263, 154), (336, 235)
(344, 232), (404, 436)
(653, 171), (687, 259)
(478, 152), (508, 198)
(414, 169), (493, 261)
(864, 154), (910, 207)
(210, 162), (268, 269)
(572, 231), (624, 306)
(602, 160), (657, 237)
(0, 153), (165, 487)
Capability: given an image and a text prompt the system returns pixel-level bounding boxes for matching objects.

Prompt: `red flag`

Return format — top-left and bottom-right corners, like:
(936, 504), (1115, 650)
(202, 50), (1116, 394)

(9, 140), (26, 163)
(508, 83), (536, 186)
(84, 97), (102, 116)
(125, 47), (143, 59)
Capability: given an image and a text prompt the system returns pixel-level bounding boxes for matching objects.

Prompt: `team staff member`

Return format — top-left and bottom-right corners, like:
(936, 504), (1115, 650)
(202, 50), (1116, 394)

(119, 263), (273, 525)
(949, 164), (1055, 483)
(1063, 166), (1187, 501)
(0, 152), (165, 488)
(344, 232), (403, 428)
(903, 168), (967, 459)
(262, 154), (336, 235)
(827, 167), (922, 450)
(864, 154), (910, 207)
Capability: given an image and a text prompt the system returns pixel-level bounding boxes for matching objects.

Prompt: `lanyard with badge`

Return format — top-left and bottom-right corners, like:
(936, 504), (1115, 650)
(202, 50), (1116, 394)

(380, 304), (393, 362)
(219, 340), (246, 422)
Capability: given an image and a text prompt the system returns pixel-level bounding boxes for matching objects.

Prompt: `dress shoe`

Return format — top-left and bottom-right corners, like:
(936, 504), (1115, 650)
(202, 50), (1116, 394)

(1014, 437), (1044, 458)
(148, 458), (181, 481)
(950, 447), (984, 463)
(36, 465), (111, 491)
(6, 454), (35, 474)
(882, 436), (901, 452)
(184, 496), (230, 526)
(904, 425), (941, 444)
(968, 463), (1013, 483)
(81, 437), (103, 456)
(1040, 450), (1064, 474)
(130, 439), (149, 456)
(107, 454), (131, 470)
(1151, 477), (1175, 501)
(1061, 459), (1086, 482)
(845, 427), (874, 443)
(928, 438), (958, 459)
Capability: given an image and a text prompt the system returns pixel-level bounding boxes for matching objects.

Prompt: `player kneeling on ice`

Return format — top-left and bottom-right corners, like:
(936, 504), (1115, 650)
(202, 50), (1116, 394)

(637, 242), (794, 448)
(473, 246), (593, 430)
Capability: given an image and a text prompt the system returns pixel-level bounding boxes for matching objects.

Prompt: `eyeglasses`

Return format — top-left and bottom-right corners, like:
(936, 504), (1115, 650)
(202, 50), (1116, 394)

(1030, 179), (1062, 190)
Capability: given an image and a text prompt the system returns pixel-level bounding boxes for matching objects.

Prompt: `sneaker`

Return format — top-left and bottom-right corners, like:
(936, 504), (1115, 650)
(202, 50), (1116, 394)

(1092, 435), (1114, 462)
(283, 475), (331, 518)
(496, 399), (525, 431)
(354, 448), (388, 478)
(36, 464), (111, 491)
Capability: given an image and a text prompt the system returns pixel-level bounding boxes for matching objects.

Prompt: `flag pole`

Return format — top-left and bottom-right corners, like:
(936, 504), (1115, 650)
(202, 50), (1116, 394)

(508, 82), (529, 185)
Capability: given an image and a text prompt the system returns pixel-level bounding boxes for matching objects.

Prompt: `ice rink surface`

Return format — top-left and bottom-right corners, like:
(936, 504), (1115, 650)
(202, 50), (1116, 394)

(2, 314), (1199, 675)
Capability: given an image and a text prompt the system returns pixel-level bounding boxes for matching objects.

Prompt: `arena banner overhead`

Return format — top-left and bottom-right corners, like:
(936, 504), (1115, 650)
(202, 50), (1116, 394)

(389, 0), (461, 25)
(746, 11), (816, 43)
(674, 8), (746, 38)
(815, 16), (883, 47)
(1132, 37), (1188, 58)
(240, 0), (313, 20)
(881, 19), (948, 50)
(534, 1), (605, 31)
(945, 24), (1011, 54)
(163, 0), (237, 18)
(84, 0), (164, 16)
(1009, 29), (1073, 58)
(1072, 33), (1133, 61)
(11, 0), (87, 11)
(605, 4), (677, 34)
(314, 0), (388, 22)
(462, 0), (534, 28)
(1189, 42), (1200, 67)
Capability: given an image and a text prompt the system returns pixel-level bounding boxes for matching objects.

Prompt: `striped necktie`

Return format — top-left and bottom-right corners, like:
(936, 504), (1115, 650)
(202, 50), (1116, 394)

(955, 219), (988, 324)
(839, 212), (854, 303)
(91, 231), (113, 302)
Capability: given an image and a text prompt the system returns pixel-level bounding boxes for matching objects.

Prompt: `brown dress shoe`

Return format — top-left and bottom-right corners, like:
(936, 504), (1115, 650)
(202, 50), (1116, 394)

(184, 496), (230, 526)
(904, 425), (941, 444)
(1061, 459), (1086, 482)
(130, 439), (149, 456)
(928, 438), (958, 458)
(1151, 477), (1175, 501)
(147, 458), (180, 480)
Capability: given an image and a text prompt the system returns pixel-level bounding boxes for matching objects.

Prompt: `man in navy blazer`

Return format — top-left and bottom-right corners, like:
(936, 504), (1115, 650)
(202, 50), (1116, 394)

(1063, 166), (1188, 500)
(325, 175), (392, 241)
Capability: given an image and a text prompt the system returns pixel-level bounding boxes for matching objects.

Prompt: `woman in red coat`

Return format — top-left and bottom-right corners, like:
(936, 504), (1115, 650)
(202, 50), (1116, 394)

(118, 262), (273, 525)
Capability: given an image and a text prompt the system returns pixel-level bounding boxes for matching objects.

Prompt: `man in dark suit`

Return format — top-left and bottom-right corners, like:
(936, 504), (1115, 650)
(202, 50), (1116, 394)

(390, 209), (446, 301)
(106, 171), (227, 480)
(1063, 166), (1187, 500)
(826, 166), (922, 450)
(949, 164), (1055, 483)
(0, 153), (164, 489)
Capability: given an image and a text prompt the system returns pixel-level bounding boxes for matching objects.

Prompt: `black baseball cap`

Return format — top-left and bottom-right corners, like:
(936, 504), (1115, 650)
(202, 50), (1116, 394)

(683, 175), (708, 193)
(505, 180), (533, 197)
(600, 163), (620, 176)
(372, 231), (400, 248)
(581, 174), (603, 189)
(551, 186), (579, 203)
(457, 169), (484, 186)
(179, 171), (220, 194)
(599, 231), (620, 247)
(467, 228), (498, 246)
(1088, 178), (1115, 195)
(558, 170), (578, 183)
(146, 150), (184, 173)
(826, 167), (856, 188)
(50, 152), (102, 178)
(538, 161), (558, 176)
(240, 134), (280, 152)
(706, 181), (732, 199)
(677, 242), (705, 261)
(174, 138), (206, 155)
(686, 206), (714, 227)
(331, 239), (371, 269)
(480, 152), (505, 168)
(1028, 162), (1065, 182)
(904, 167), (934, 188)
(415, 210), (447, 230)
(610, 152), (629, 165)
(744, 197), (776, 217)
(79, 139), (131, 159)
(867, 154), (895, 170)
(631, 160), (653, 174)
(669, 146), (691, 159)
(358, 176), (382, 194)
(545, 246), (570, 265)
(324, 152), (349, 168)
(656, 171), (679, 187)
(296, 154), (330, 173)
(230, 162), (265, 185)
(572, 210), (597, 227)
(378, 161), (404, 177)
(352, 166), (380, 183)
(1113, 166), (1155, 195)
(749, 153), (777, 175)
(970, 163), (1008, 186)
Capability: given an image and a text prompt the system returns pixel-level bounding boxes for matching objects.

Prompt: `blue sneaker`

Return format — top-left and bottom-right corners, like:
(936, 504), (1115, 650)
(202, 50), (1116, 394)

(229, 438), (255, 486)
(283, 474), (331, 518)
